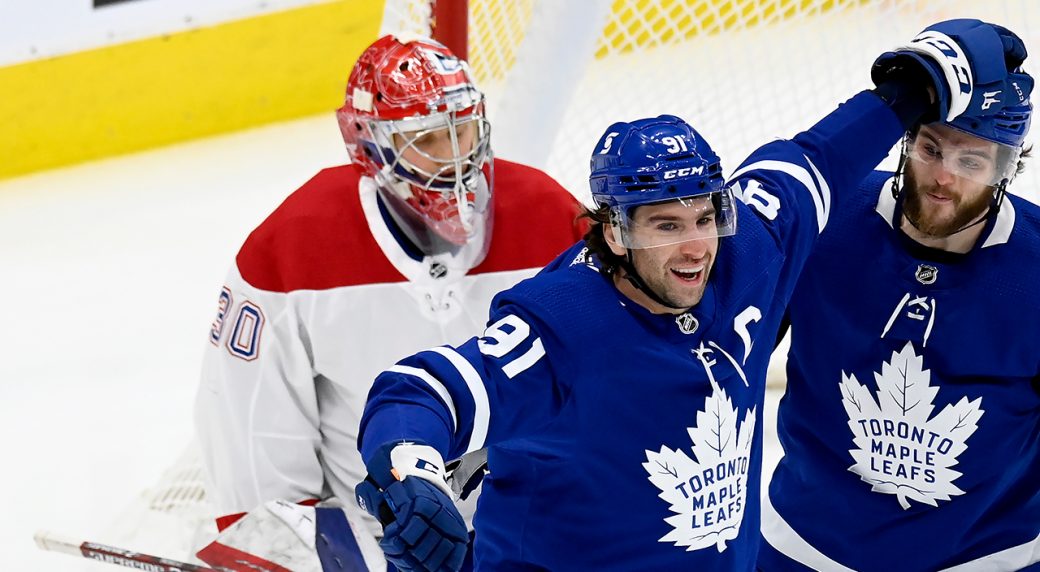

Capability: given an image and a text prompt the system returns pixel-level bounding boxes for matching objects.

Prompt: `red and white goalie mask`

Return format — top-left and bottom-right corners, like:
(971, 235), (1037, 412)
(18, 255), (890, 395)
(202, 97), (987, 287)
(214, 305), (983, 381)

(337, 35), (493, 254)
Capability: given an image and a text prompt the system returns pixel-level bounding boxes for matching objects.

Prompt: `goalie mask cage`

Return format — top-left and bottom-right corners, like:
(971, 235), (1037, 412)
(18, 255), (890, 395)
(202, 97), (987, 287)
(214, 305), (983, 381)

(94, 0), (1038, 565)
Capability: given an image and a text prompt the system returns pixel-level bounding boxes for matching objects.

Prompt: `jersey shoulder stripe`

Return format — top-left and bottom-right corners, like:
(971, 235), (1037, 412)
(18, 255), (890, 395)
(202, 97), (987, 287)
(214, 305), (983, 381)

(472, 158), (586, 274)
(236, 161), (584, 293)
(235, 165), (406, 292)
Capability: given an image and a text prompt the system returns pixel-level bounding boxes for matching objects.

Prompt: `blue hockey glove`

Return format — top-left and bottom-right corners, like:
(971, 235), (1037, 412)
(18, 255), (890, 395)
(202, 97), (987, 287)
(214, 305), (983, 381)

(356, 442), (468, 572)
(872, 19), (1032, 123)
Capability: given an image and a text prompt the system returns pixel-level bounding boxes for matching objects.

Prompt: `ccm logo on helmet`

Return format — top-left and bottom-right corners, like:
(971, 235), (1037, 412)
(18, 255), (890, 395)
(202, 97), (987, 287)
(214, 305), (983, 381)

(663, 166), (704, 179)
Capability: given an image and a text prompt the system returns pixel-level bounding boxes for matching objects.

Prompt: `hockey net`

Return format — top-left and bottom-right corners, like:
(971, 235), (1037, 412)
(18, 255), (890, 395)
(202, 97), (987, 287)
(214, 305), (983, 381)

(103, 0), (1039, 564)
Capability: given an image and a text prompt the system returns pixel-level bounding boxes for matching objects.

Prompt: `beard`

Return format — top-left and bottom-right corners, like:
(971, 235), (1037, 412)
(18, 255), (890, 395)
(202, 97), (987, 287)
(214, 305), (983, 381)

(901, 167), (994, 238)
(630, 249), (713, 310)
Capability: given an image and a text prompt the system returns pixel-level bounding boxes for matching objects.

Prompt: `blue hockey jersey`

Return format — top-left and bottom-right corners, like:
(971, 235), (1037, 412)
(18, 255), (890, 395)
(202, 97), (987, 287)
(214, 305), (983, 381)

(359, 92), (906, 570)
(761, 172), (1040, 571)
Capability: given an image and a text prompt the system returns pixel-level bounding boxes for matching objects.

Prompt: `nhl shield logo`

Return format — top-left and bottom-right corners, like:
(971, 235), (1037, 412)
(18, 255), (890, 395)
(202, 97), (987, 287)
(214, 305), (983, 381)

(675, 313), (699, 334)
(429, 262), (448, 279)
(915, 264), (938, 285)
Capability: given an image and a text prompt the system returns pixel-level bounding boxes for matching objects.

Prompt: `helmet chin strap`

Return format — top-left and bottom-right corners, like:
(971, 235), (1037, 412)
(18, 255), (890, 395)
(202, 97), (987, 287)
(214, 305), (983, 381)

(617, 250), (690, 312)
(604, 222), (690, 312)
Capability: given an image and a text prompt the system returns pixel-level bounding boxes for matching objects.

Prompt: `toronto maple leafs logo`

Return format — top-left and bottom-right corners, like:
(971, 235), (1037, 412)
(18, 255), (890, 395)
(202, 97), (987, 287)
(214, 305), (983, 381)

(840, 342), (984, 509)
(643, 381), (755, 553)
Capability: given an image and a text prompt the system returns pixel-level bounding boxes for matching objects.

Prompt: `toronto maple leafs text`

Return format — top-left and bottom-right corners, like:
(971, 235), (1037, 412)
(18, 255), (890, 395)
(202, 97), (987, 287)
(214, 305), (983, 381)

(672, 456), (750, 528)
(854, 419), (955, 483)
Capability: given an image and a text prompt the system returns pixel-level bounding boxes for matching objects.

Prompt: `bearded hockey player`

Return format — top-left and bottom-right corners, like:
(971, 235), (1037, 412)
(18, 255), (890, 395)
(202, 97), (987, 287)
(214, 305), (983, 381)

(193, 34), (584, 570)
(760, 20), (1039, 572)
(352, 19), (1026, 572)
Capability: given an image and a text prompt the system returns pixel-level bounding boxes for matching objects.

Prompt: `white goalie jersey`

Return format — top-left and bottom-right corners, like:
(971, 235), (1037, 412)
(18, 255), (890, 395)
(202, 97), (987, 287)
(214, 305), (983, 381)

(194, 160), (584, 538)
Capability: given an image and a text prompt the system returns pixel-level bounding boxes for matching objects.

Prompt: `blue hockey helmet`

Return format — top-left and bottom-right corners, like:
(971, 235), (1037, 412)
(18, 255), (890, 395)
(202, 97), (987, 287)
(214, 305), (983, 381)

(927, 19), (1034, 149)
(902, 20), (1033, 189)
(589, 115), (735, 249)
(949, 95), (1032, 149)
(905, 92), (1032, 190)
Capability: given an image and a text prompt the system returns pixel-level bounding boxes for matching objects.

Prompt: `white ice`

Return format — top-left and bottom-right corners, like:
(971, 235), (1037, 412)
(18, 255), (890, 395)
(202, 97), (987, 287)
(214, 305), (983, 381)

(1, 114), (344, 570)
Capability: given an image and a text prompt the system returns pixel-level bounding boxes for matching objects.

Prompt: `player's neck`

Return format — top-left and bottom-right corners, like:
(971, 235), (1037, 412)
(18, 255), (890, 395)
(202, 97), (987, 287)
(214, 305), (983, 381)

(898, 212), (986, 254)
(611, 271), (688, 315)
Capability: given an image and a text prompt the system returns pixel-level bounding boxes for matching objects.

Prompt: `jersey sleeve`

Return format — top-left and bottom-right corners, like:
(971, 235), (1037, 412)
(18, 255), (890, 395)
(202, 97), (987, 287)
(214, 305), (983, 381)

(358, 299), (568, 465)
(727, 90), (905, 287)
(194, 265), (324, 515)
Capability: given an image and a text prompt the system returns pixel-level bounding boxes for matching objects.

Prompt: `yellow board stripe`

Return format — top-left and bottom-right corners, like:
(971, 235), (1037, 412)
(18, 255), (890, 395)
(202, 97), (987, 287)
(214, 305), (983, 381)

(0, 0), (384, 180)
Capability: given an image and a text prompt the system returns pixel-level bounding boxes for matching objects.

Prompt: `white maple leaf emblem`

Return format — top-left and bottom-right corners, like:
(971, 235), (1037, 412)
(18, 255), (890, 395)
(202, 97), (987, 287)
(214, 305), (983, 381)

(840, 341), (984, 509)
(643, 381), (755, 553)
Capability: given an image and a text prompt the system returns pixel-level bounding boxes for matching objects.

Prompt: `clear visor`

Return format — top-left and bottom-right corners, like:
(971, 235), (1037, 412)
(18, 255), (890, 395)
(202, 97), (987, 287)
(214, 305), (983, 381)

(611, 188), (737, 249)
(905, 126), (1020, 187)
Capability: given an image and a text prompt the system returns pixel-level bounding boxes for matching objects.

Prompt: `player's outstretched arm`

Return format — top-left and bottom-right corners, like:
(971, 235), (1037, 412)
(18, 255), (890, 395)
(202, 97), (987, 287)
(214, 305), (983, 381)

(356, 442), (468, 572)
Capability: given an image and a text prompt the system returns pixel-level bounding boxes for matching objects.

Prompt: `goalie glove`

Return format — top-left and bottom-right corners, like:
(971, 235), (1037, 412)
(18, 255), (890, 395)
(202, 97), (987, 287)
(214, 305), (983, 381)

(356, 442), (468, 572)
(872, 19), (1031, 123)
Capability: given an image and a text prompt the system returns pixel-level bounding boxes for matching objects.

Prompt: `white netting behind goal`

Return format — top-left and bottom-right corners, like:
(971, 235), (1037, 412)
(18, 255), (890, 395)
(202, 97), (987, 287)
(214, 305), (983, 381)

(385, 0), (1040, 206)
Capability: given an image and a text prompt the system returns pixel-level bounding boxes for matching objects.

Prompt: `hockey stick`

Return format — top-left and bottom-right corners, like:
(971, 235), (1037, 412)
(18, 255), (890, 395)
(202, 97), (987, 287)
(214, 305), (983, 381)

(34, 531), (229, 572)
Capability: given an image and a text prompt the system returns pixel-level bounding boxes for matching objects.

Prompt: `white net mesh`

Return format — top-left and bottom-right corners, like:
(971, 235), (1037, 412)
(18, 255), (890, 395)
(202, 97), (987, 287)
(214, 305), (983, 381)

(389, 0), (1040, 206)
(101, 442), (216, 564)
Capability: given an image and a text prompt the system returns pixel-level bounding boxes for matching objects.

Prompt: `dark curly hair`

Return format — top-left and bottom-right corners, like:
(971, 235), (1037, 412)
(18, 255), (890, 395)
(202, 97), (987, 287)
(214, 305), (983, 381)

(580, 205), (626, 275)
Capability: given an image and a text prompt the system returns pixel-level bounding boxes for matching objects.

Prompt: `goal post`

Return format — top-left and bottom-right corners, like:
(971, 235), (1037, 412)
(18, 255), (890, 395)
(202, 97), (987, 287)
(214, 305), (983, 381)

(431, 0), (469, 60)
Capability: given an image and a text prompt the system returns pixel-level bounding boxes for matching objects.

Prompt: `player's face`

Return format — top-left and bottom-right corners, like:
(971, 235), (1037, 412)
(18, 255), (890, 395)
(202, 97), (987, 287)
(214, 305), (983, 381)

(609, 198), (719, 313)
(902, 124), (998, 237)
(394, 118), (478, 182)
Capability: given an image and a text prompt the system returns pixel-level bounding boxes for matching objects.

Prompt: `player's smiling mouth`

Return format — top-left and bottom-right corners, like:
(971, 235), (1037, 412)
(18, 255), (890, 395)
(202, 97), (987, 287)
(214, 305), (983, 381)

(671, 265), (705, 283)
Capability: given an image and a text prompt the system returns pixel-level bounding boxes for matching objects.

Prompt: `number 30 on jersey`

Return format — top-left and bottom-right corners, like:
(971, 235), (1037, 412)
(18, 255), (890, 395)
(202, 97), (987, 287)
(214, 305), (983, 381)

(210, 286), (265, 361)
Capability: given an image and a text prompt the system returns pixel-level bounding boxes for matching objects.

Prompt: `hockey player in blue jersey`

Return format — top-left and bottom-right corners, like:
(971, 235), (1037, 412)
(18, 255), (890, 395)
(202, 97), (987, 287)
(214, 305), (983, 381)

(352, 19), (1026, 572)
(759, 20), (1039, 572)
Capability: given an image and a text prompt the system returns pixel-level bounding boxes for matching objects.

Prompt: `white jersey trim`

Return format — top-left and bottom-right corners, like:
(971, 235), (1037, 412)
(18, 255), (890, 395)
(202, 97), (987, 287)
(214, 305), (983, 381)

(939, 531), (1040, 571)
(875, 176), (898, 227)
(428, 346), (490, 455)
(761, 488), (856, 572)
(357, 176), (490, 284)
(730, 157), (830, 232)
(981, 198), (1015, 249)
(387, 365), (458, 433)
(765, 482), (1040, 571)
(804, 154), (832, 230)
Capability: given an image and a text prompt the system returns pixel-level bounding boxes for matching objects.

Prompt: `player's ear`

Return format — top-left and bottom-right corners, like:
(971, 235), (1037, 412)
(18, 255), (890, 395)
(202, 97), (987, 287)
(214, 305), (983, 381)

(603, 223), (627, 257)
